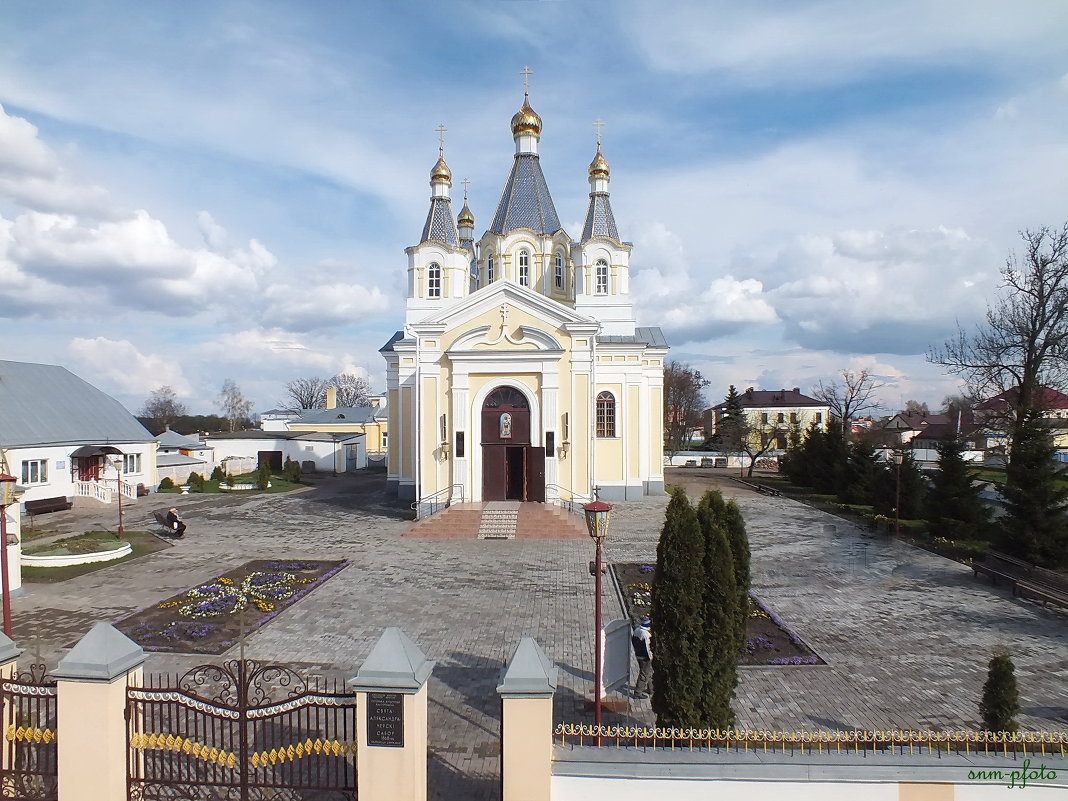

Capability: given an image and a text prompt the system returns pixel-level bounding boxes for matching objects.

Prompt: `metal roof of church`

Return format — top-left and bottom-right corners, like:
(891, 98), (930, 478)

(420, 196), (459, 246)
(0, 360), (154, 448)
(581, 193), (619, 242)
(489, 154), (562, 235)
(598, 327), (669, 348)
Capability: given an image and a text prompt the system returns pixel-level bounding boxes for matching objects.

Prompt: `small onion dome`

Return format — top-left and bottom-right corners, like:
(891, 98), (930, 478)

(431, 155), (452, 183)
(510, 93), (543, 137)
(458, 201), (475, 227)
(589, 146), (610, 178)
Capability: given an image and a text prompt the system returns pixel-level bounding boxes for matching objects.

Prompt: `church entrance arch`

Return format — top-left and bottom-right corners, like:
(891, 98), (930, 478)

(481, 386), (545, 502)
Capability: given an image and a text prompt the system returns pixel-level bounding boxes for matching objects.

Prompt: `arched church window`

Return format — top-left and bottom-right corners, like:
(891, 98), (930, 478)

(484, 386), (529, 409)
(518, 250), (530, 287)
(595, 259), (609, 295)
(554, 253), (564, 289)
(427, 263), (442, 298)
(596, 391), (616, 438)
(487, 254), (495, 284)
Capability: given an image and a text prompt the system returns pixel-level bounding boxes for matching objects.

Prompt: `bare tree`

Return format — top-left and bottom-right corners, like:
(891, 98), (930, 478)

(812, 369), (885, 440)
(283, 377), (329, 412)
(903, 399), (929, 415)
(139, 386), (187, 429)
(929, 224), (1068, 459)
(329, 373), (373, 407)
(664, 360), (709, 459)
(217, 379), (253, 431)
(719, 411), (783, 477)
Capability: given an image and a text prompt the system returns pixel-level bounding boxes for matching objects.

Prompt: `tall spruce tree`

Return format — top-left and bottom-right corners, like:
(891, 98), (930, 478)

(999, 412), (1068, 568)
(723, 499), (751, 654)
(979, 650), (1020, 732)
(696, 491), (739, 729)
(651, 488), (706, 728)
(837, 440), (881, 505)
(926, 437), (990, 541)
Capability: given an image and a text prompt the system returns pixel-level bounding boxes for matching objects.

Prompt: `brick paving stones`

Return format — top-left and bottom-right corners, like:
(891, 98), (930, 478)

(11, 469), (1067, 800)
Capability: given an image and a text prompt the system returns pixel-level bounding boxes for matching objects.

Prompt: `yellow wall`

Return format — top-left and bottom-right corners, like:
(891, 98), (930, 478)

(628, 385), (640, 478)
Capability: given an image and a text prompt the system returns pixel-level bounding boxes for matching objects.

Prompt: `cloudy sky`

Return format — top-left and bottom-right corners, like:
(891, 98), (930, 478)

(1, 1), (1066, 416)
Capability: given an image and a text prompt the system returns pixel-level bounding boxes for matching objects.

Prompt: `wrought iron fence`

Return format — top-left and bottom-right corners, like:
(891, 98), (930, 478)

(127, 659), (356, 801)
(554, 724), (1068, 759)
(0, 663), (58, 801)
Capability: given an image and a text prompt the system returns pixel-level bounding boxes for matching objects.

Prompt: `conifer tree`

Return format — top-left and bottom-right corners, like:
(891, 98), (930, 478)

(695, 492), (738, 729)
(651, 488), (706, 728)
(926, 437), (989, 541)
(723, 499), (751, 654)
(999, 412), (1068, 568)
(979, 650), (1020, 732)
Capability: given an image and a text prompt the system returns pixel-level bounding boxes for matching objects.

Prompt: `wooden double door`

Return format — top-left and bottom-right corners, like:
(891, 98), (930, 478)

(481, 386), (545, 502)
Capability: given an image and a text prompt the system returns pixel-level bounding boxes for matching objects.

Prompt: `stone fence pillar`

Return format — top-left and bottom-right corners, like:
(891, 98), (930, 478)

(497, 637), (558, 801)
(0, 632), (21, 774)
(53, 623), (144, 801)
(349, 627), (434, 801)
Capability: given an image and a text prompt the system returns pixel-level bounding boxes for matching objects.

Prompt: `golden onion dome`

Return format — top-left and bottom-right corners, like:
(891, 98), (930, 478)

(431, 155), (452, 183)
(458, 201), (474, 227)
(589, 146), (610, 178)
(510, 93), (543, 137)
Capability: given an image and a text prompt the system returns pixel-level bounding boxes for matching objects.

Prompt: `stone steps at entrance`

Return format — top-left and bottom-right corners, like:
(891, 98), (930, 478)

(404, 501), (587, 540)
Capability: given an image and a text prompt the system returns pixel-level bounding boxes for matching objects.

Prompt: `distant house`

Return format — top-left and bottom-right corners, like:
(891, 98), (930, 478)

(882, 411), (963, 445)
(909, 422), (984, 465)
(259, 408), (301, 432)
(706, 387), (830, 450)
(156, 427), (215, 484)
(974, 386), (1068, 459)
(286, 395), (388, 461)
(0, 360), (158, 509)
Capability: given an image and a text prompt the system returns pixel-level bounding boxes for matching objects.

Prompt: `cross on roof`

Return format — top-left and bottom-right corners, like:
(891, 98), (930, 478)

(500, 304), (509, 326)
(462, 178), (470, 200)
(435, 123), (447, 155)
(520, 66), (533, 92)
(593, 118), (605, 146)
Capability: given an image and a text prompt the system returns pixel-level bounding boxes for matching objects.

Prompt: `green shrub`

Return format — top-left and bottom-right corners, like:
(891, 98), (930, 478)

(187, 472), (205, 492)
(210, 466), (227, 482)
(157, 477), (175, 490)
(256, 461), (271, 490)
(980, 650), (1020, 732)
(283, 457), (302, 484)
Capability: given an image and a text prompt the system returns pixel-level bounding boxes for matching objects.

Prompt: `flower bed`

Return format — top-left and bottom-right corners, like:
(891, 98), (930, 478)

(611, 562), (824, 667)
(116, 559), (349, 654)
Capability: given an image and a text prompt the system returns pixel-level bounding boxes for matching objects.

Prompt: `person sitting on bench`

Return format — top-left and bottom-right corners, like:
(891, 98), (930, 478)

(165, 508), (186, 537)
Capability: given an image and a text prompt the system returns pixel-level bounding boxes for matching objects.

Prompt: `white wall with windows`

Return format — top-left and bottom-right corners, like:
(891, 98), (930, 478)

(4, 442), (157, 506)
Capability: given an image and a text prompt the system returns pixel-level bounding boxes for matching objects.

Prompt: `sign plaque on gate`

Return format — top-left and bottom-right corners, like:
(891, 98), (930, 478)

(366, 691), (404, 747)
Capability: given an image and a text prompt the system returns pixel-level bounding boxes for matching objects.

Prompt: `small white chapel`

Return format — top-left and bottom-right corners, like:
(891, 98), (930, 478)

(381, 84), (667, 506)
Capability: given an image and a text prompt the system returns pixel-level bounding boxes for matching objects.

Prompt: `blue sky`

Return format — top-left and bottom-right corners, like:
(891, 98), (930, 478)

(1, 1), (1066, 415)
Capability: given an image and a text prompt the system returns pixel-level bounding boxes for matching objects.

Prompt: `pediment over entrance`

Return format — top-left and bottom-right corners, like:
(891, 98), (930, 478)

(447, 323), (562, 353)
(412, 280), (597, 333)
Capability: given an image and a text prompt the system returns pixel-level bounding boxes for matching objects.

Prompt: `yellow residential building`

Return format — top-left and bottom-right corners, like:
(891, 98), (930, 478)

(382, 92), (667, 504)
(286, 391), (389, 458)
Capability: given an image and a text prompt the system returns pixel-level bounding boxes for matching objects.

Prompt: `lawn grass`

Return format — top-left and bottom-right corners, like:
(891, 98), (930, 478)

(157, 471), (304, 494)
(22, 531), (172, 583)
(972, 466), (1068, 490)
(23, 530), (127, 556)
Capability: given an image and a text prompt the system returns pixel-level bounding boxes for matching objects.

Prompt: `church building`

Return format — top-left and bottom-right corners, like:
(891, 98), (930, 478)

(381, 91), (667, 506)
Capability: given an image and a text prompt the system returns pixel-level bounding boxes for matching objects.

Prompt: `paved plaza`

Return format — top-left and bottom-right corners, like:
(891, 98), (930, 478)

(13, 469), (1068, 800)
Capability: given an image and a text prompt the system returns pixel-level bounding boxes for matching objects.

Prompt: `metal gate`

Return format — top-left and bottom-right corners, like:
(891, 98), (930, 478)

(0, 664), (58, 801)
(127, 659), (356, 800)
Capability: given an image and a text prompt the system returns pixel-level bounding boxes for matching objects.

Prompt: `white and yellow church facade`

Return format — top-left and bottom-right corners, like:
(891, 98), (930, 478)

(382, 92), (667, 506)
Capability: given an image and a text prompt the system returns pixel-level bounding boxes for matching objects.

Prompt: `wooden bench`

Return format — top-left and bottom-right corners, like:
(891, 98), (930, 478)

(1014, 567), (1068, 609)
(757, 484), (781, 497)
(971, 551), (1033, 586)
(24, 497), (72, 516)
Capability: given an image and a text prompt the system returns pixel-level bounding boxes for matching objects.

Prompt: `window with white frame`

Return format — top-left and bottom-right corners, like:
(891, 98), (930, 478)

(21, 459), (47, 484)
(518, 250), (530, 287)
(554, 253), (564, 289)
(595, 259), (609, 294)
(596, 391), (616, 438)
(123, 453), (142, 474)
(427, 263), (442, 298)
(382, 431), (389, 449)
(486, 254), (494, 284)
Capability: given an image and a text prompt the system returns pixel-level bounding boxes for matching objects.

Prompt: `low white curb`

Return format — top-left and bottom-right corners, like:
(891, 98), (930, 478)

(23, 542), (133, 568)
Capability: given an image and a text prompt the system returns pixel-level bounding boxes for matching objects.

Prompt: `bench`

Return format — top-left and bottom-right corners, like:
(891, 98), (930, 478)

(152, 511), (183, 539)
(971, 551), (1033, 586)
(1014, 566), (1068, 609)
(700, 457), (715, 468)
(757, 484), (781, 497)
(24, 497), (72, 516)
(683, 460), (697, 468)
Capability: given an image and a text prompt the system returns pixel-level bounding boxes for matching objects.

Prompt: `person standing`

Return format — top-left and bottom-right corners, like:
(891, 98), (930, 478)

(631, 616), (653, 699)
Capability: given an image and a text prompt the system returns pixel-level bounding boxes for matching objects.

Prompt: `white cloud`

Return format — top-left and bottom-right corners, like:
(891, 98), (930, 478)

(68, 337), (190, 396)
(263, 281), (391, 331)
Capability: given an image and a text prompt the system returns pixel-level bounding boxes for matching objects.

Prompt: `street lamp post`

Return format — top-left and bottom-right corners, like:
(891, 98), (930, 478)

(0, 473), (18, 637)
(583, 495), (612, 735)
(111, 456), (125, 539)
(893, 450), (904, 537)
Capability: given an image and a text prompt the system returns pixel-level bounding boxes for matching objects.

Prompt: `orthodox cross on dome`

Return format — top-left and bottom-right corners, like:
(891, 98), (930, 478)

(462, 178), (470, 200)
(435, 123), (447, 156)
(593, 118), (605, 146)
(520, 65), (533, 92)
